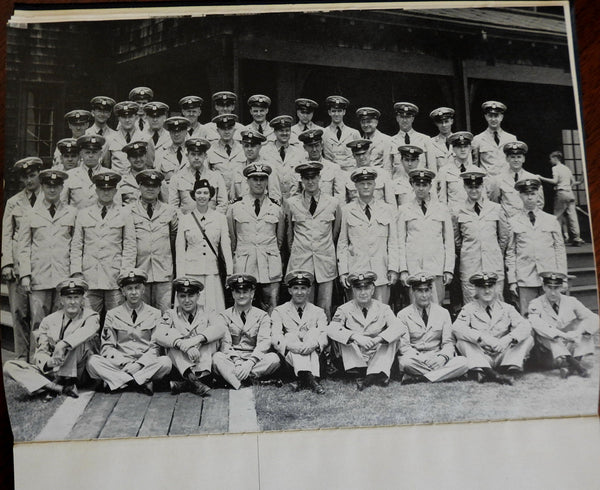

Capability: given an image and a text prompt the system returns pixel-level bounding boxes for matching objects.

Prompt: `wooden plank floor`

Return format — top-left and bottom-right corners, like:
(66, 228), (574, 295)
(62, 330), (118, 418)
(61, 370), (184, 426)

(66, 388), (231, 440)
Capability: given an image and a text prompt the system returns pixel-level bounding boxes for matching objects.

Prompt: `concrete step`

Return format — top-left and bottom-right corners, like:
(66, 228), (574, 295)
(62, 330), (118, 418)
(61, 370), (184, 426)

(566, 244), (595, 269)
(569, 285), (599, 311)
(568, 267), (597, 287)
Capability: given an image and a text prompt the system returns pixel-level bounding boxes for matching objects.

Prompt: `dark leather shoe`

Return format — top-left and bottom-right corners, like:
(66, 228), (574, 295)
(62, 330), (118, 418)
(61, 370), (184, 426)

(306, 373), (325, 394)
(62, 384), (79, 398)
(189, 379), (211, 397)
(170, 380), (188, 395)
(138, 381), (154, 396)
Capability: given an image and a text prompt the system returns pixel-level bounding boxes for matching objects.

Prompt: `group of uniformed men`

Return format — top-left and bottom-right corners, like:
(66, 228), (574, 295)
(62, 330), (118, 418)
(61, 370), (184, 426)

(2, 87), (597, 401)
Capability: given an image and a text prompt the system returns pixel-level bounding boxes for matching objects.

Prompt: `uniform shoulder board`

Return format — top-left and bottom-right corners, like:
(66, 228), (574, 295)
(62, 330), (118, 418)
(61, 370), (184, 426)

(229, 197), (243, 205)
(269, 197), (281, 206)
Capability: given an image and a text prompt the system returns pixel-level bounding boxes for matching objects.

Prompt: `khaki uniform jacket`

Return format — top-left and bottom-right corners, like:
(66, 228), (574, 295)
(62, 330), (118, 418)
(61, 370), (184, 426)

(1, 189), (40, 273)
(322, 123), (361, 171)
(397, 303), (456, 359)
(343, 167), (395, 205)
(286, 193), (341, 283)
(398, 197), (455, 276)
(488, 169), (544, 218)
(99, 303), (162, 367)
(70, 202), (137, 290)
(117, 172), (141, 204)
(131, 200), (178, 283)
(327, 300), (404, 354)
(17, 200), (77, 290)
(154, 144), (189, 179)
(390, 129), (429, 168)
(426, 134), (454, 172)
(528, 294), (599, 339)
(206, 140), (246, 193)
(143, 128), (170, 156)
(34, 308), (100, 374)
(153, 306), (226, 348)
(106, 128), (152, 175)
(204, 121), (245, 143)
(62, 164), (116, 210)
(230, 160), (282, 203)
(186, 124), (209, 141)
(337, 199), (399, 286)
(261, 142), (306, 200)
(436, 162), (469, 215)
(244, 121), (275, 144)
(176, 209), (233, 277)
(391, 167), (414, 206)
(291, 121), (322, 139)
(365, 129), (393, 171)
(168, 164), (228, 214)
(453, 299), (531, 343)
(216, 306), (273, 362)
(505, 209), (567, 287)
(271, 301), (328, 355)
(227, 196), (284, 283)
(453, 199), (510, 281)
(472, 128), (517, 177)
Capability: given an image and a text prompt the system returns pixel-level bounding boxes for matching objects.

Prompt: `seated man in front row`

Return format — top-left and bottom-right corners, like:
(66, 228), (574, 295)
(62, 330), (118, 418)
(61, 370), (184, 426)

(154, 277), (225, 396)
(4, 278), (99, 400)
(397, 273), (468, 383)
(87, 269), (172, 395)
(271, 271), (328, 394)
(452, 272), (534, 385)
(528, 271), (598, 379)
(327, 271), (403, 391)
(212, 274), (280, 389)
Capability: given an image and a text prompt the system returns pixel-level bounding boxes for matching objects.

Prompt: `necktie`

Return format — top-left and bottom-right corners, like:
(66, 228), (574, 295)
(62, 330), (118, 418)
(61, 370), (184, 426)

(98, 128), (103, 136)
(474, 202), (481, 215)
(153, 131), (159, 145)
(257, 124), (263, 134)
(101, 206), (107, 219)
(336, 126), (342, 140)
(188, 128), (194, 136)
(139, 119), (144, 131)
(147, 203), (153, 218)
(303, 124), (308, 132)
(176, 147), (183, 164)
(514, 172), (519, 183)
(49, 203), (56, 218)
(188, 313), (194, 323)
(445, 140), (449, 150)
(279, 146), (286, 161)
(493, 131), (499, 145)
(88, 168), (94, 181)
(195, 170), (201, 183)
(254, 199), (261, 216)
(29, 192), (37, 207)
(125, 131), (131, 143)
(131, 309), (137, 323)
(485, 305), (492, 318)
(460, 163), (466, 173)
(552, 303), (559, 314)
(404, 133), (410, 145)
(225, 144), (231, 156)
(309, 196), (317, 215)
(364, 204), (371, 220)
(422, 307), (428, 325)
(362, 307), (368, 318)
(59, 318), (72, 340)
(240, 311), (246, 324)
(200, 216), (206, 222)
(528, 211), (536, 226)
(297, 307), (303, 319)
(420, 200), (427, 215)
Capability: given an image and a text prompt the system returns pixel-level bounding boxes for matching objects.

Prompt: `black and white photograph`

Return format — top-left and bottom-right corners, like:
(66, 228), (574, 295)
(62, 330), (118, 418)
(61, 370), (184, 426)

(1, 2), (598, 445)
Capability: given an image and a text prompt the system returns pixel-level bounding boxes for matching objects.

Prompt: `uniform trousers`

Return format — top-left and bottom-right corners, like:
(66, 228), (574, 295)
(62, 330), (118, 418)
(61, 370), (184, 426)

(168, 342), (218, 377)
(554, 190), (581, 240)
(258, 283), (279, 315)
(212, 351), (280, 390)
(461, 279), (505, 305)
(456, 336), (534, 370)
(284, 350), (321, 377)
(398, 351), (469, 382)
(143, 281), (172, 313)
(518, 287), (541, 316)
(536, 332), (595, 361)
(309, 280), (334, 321)
(7, 280), (31, 360)
(4, 342), (91, 394)
(86, 354), (172, 391)
(336, 341), (399, 377)
(86, 289), (124, 315)
(30, 289), (62, 335)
